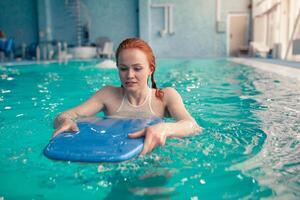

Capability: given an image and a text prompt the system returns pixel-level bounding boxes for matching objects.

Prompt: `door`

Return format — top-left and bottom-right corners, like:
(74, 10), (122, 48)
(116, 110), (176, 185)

(228, 14), (248, 56)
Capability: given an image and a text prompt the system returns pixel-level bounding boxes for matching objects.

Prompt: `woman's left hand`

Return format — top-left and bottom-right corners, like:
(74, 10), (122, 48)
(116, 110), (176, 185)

(128, 123), (168, 156)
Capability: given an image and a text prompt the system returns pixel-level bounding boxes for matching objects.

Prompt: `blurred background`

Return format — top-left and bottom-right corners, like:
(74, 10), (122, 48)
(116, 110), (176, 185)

(0, 0), (299, 62)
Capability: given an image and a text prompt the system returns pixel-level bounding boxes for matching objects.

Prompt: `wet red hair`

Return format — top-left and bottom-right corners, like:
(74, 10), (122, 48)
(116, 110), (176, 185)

(116, 38), (164, 101)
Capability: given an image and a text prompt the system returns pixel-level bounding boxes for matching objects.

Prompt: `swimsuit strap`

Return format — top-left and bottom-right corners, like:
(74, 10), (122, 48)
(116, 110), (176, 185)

(148, 88), (156, 116)
(124, 87), (151, 108)
(112, 87), (158, 118)
(115, 89), (126, 112)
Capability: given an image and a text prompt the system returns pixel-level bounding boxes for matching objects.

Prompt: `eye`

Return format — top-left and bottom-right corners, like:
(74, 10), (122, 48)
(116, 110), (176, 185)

(134, 66), (142, 71)
(119, 66), (128, 71)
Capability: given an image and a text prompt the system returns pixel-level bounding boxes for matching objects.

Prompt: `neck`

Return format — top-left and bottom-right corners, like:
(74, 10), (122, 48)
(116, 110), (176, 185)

(124, 86), (150, 106)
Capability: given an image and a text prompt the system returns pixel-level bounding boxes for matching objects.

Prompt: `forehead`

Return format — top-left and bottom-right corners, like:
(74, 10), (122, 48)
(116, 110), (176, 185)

(118, 48), (148, 64)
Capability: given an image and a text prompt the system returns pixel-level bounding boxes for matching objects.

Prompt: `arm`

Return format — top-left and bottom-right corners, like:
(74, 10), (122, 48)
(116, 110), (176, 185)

(129, 88), (202, 155)
(52, 86), (110, 137)
(162, 87), (202, 138)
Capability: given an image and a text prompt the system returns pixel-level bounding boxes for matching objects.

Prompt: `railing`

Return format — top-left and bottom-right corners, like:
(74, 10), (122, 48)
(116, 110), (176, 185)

(64, 0), (82, 47)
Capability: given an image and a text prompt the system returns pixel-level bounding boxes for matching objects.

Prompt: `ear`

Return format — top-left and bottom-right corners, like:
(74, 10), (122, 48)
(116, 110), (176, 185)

(149, 66), (154, 75)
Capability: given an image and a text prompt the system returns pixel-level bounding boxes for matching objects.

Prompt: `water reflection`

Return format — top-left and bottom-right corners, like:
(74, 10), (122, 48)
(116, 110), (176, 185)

(104, 169), (174, 199)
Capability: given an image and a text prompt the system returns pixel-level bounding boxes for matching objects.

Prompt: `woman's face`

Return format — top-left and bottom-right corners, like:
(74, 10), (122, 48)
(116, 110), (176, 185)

(117, 48), (152, 92)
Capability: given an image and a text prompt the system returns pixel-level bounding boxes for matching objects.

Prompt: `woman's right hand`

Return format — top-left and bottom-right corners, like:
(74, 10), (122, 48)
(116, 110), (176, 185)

(52, 118), (79, 138)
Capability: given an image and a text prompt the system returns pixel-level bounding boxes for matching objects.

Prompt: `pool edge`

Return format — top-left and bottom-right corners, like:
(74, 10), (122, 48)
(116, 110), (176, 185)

(228, 57), (300, 82)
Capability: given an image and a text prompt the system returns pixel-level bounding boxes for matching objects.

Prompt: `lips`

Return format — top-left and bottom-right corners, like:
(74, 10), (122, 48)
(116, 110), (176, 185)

(125, 81), (137, 86)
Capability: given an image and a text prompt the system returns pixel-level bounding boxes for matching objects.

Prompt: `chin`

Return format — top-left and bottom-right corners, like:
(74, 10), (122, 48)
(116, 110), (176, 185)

(124, 86), (137, 91)
(123, 84), (142, 91)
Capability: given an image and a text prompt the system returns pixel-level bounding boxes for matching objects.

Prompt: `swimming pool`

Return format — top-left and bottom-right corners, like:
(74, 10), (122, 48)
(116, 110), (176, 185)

(0, 59), (299, 199)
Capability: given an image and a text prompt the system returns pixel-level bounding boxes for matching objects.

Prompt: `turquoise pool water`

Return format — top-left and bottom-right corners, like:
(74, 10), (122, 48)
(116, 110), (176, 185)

(0, 59), (299, 199)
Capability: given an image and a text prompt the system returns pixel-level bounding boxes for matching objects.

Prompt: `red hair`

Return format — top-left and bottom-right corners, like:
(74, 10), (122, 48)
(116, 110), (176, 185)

(116, 38), (164, 101)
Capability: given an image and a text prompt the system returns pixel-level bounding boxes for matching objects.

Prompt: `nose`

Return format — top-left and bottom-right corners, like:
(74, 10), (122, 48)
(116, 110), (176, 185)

(127, 68), (134, 79)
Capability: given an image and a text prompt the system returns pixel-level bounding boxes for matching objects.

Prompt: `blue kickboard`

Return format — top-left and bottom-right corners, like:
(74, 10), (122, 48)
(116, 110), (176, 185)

(44, 117), (162, 163)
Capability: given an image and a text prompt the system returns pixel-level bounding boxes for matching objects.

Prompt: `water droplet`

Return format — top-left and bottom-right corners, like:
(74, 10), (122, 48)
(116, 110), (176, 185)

(181, 178), (188, 183)
(1, 89), (11, 94)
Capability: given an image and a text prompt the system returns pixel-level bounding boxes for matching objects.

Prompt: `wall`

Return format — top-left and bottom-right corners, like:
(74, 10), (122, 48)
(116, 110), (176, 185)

(85, 0), (139, 46)
(0, 0), (251, 58)
(0, 0), (38, 47)
(48, 0), (77, 44)
(48, 0), (139, 47)
(140, 0), (223, 58)
(139, 0), (250, 58)
(0, 0), (138, 49)
(221, 0), (251, 20)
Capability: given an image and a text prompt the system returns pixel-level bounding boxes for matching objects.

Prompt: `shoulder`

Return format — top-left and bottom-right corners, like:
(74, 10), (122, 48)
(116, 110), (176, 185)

(161, 87), (182, 103)
(162, 87), (181, 97)
(161, 87), (179, 95)
(96, 85), (121, 94)
(94, 85), (122, 99)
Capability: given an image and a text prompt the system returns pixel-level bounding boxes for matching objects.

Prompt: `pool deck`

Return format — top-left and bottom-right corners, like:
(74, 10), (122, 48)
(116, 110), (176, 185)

(228, 57), (300, 82)
(0, 59), (108, 67)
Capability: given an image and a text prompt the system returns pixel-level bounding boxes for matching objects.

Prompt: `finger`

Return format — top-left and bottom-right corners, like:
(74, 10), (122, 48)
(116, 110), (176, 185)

(161, 138), (166, 146)
(141, 134), (166, 155)
(52, 127), (63, 138)
(71, 124), (79, 132)
(161, 135), (167, 146)
(145, 139), (157, 155)
(140, 145), (148, 156)
(52, 125), (70, 138)
(140, 135), (152, 156)
(128, 129), (145, 138)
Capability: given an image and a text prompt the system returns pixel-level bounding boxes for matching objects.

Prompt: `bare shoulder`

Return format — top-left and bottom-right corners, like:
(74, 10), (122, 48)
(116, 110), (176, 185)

(96, 85), (120, 94)
(94, 85), (122, 100)
(161, 87), (182, 103)
(162, 87), (179, 95)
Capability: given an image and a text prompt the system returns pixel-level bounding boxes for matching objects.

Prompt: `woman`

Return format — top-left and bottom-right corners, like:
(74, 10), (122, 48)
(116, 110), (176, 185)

(52, 38), (202, 155)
